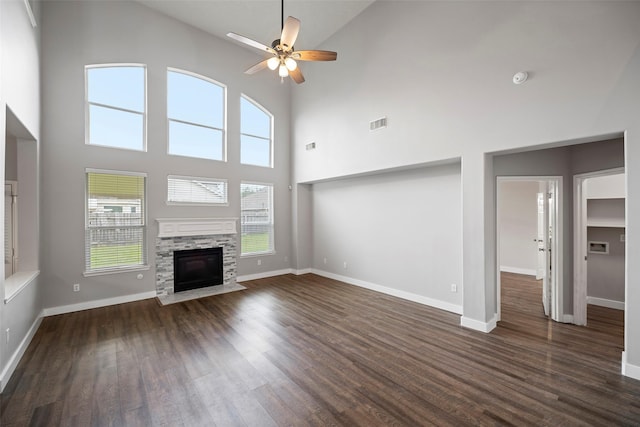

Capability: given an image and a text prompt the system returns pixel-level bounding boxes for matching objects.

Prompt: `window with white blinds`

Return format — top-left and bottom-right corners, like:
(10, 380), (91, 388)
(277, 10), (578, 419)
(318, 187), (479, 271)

(167, 69), (226, 161)
(167, 175), (228, 205)
(85, 170), (147, 274)
(240, 182), (274, 255)
(240, 95), (273, 167)
(86, 65), (146, 151)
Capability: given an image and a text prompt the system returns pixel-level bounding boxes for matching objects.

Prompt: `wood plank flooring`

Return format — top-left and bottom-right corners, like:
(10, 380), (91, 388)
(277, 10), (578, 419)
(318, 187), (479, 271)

(1, 272), (639, 426)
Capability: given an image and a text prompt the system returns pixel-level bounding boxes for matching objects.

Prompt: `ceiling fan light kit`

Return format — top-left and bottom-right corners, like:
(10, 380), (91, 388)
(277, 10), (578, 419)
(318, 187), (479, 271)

(226, 0), (337, 84)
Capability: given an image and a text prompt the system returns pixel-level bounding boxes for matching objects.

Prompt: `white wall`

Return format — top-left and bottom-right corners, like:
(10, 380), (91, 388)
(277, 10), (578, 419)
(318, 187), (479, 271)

(587, 227), (625, 304)
(5, 134), (17, 180)
(291, 0), (640, 374)
(311, 163), (462, 312)
(498, 181), (539, 275)
(0, 0), (42, 391)
(40, 1), (293, 309)
(587, 174), (625, 199)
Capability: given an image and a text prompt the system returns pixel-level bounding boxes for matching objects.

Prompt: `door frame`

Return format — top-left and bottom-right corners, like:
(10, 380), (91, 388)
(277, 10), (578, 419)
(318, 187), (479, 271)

(4, 181), (18, 277)
(573, 167), (624, 326)
(496, 176), (563, 322)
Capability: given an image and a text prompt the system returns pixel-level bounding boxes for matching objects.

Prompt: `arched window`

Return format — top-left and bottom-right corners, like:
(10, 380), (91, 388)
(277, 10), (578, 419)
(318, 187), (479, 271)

(167, 69), (226, 161)
(241, 95), (273, 167)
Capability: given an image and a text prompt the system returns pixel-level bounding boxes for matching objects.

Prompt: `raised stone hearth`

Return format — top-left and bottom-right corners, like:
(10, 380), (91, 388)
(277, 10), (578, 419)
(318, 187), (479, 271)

(155, 218), (238, 296)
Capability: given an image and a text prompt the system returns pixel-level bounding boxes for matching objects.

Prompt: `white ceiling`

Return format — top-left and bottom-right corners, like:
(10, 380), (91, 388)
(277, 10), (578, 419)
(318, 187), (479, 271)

(135, 0), (376, 51)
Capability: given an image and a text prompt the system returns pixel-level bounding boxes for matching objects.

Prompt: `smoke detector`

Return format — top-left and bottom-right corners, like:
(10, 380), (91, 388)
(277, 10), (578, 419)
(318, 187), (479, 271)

(512, 71), (528, 85)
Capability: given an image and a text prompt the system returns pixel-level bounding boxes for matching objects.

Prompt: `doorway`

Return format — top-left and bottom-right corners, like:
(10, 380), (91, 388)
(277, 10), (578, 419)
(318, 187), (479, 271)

(496, 177), (562, 322)
(573, 168), (625, 326)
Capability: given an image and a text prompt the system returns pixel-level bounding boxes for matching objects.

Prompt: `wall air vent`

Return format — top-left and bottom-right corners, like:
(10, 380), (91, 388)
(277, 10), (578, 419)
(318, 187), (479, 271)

(370, 117), (387, 131)
(305, 142), (316, 151)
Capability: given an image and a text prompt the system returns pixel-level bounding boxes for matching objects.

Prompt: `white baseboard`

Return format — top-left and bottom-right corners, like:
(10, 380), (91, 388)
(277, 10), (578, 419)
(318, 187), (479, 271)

(562, 314), (574, 324)
(293, 268), (312, 275)
(236, 269), (294, 282)
(460, 314), (497, 333)
(310, 269), (462, 315)
(500, 266), (537, 276)
(622, 351), (640, 380)
(587, 296), (625, 311)
(42, 291), (157, 317)
(0, 313), (43, 393)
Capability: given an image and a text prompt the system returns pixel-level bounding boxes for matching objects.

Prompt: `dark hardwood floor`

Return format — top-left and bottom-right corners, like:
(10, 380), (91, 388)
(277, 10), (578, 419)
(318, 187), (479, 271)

(1, 273), (638, 426)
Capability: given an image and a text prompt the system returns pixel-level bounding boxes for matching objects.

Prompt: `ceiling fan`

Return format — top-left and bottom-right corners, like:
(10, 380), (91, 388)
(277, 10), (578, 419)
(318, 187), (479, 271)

(226, 0), (337, 84)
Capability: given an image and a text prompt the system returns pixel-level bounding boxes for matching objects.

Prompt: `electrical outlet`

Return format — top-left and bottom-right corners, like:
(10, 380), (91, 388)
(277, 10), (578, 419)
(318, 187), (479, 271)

(284, 255), (288, 262)
(73, 283), (80, 292)
(257, 259), (262, 266)
(323, 257), (327, 265)
(451, 283), (457, 293)
(5, 328), (9, 344)
(343, 261), (348, 269)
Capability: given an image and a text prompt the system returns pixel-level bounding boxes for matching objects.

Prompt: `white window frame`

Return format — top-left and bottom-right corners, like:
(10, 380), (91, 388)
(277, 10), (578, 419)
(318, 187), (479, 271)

(240, 94), (274, 168)
(85, 64), (147, 152)
(167, 68), (227, 162)
(167, 175), (229, 206)
(84, 168), (148, 276)
(240, 181), (275, 256)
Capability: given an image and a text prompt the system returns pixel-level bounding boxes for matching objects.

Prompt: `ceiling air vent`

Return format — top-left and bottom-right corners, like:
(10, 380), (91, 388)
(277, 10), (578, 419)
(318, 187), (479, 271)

(370, 116), (387, 131)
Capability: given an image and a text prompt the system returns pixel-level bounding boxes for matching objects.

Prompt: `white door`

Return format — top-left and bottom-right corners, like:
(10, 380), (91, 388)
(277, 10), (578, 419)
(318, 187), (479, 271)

(4, 182), (18, 278)
(538, 182), (556, 318)
(536, 191), (545, 280)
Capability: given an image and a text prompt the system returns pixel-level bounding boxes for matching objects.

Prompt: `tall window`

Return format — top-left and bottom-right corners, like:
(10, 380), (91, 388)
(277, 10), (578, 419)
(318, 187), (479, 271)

(167, 69), (226, 161)
(241, 183), (274, 255)
(85, 170), (147, 274)
(241, 95), (273, 167)
(167, 175), (228, 205)
(86, 65), (146, 151)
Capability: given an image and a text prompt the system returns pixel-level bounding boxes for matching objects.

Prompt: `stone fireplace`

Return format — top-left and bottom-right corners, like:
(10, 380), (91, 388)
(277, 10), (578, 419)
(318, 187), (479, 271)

(155, 218), (237, 296)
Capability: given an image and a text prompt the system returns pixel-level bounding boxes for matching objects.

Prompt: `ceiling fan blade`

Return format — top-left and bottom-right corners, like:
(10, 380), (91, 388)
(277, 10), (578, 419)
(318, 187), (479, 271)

(280, 16), (300, 51)
(292, 50), (337, 61)
(245, 59), (270, 75)
(227, 32), (276, 54)
(290, 67), (305, 84)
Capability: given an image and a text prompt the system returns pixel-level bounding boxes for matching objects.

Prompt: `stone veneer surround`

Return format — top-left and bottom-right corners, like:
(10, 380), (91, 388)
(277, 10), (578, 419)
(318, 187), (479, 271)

(155, 218), (238, 296)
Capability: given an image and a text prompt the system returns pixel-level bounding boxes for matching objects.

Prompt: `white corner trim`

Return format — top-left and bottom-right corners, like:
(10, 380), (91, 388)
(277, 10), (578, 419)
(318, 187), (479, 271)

(499, 266), (537, 276)
(0, 313), (43, 393)
(562, 314), (575, 324)
(311, 269), (463, 315)
(587, 296), (625, 311)
(293, 268), (312, 275)
(460, 314), (498, 333)
(622, 351), (640, 380)
(236, 269), (294, 282)
(42, 291), (157, 317)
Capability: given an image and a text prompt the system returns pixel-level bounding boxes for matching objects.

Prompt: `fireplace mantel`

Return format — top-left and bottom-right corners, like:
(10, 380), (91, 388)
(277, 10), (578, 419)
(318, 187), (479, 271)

(156, 218), (238, 238)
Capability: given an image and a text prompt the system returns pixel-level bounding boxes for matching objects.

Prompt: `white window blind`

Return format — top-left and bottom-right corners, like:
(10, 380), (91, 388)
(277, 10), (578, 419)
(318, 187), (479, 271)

(86, 65), (146, 151)
(85, 171), (147, 273)
(167, 176), (228, 205)
(167, 69), (226, 161)
(240, 182), (274, 255)
(240, 95), (273, 167)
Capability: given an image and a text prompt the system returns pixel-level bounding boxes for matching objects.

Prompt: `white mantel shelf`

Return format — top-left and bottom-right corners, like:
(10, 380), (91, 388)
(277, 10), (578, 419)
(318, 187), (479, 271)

(156, 218), (238, 238)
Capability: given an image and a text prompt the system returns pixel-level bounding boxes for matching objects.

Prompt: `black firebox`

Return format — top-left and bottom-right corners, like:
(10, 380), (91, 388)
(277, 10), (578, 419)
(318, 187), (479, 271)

(173, 247), (223, 293)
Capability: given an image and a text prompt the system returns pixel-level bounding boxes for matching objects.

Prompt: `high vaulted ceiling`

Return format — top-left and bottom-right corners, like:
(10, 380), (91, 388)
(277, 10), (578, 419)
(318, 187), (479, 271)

(136, 0), (375, 50)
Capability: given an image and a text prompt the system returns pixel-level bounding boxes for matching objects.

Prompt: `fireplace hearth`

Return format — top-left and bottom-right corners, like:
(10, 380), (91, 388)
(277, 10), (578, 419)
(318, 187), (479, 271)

(155, 218), (238, 297)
